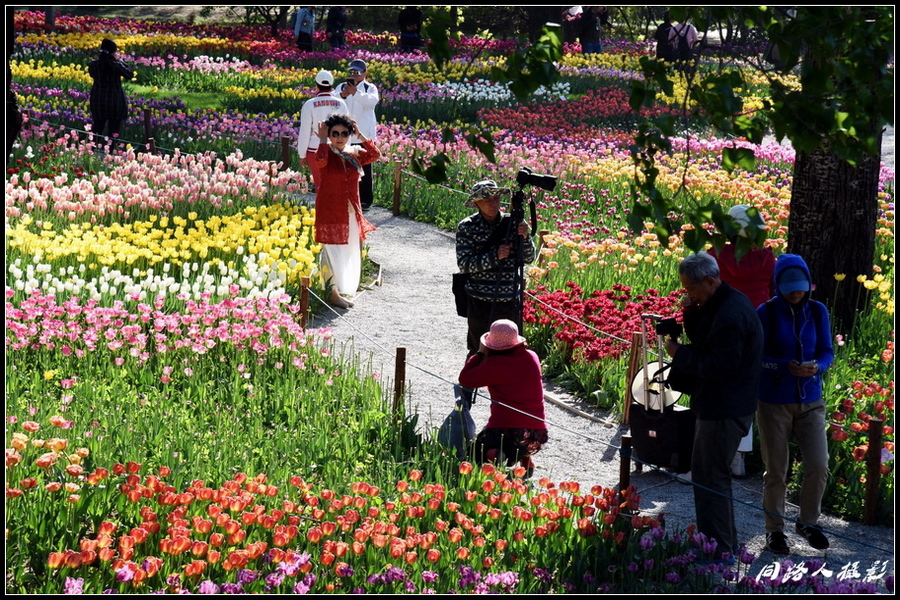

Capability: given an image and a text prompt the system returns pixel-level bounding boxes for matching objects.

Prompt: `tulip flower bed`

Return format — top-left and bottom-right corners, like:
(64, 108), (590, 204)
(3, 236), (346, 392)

(10, 441), (880, 595)
(6, 8), (895, 592)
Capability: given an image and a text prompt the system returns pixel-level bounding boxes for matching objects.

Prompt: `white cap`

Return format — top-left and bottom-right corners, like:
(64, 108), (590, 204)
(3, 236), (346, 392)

(315, 70), (334, 87)
(728, 204), (765, 237)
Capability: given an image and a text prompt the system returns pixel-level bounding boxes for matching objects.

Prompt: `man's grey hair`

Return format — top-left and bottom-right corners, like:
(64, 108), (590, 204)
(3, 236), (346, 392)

(679, 251), (720, 283)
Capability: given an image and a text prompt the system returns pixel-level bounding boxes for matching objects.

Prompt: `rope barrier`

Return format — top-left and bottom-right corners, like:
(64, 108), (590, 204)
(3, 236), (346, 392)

(302, 287), (893, 556)
(524, 288), (641, 349)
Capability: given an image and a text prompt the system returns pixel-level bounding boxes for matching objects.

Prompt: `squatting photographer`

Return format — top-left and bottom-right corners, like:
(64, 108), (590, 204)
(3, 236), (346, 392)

(455, 180), (536, 356)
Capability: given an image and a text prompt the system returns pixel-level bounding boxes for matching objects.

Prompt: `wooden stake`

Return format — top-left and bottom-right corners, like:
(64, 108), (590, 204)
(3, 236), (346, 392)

(143, 108), (151, 143)
(864, 419), (884, 525)
(619, 434), (633, 489)
(393, 162), (402, 216)
(281, 136), (291, 170)
(393, 347), (407, 418)
(299, 276), (310, 329)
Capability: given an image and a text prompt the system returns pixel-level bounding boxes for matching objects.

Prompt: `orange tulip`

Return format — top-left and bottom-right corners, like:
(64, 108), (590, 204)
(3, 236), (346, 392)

(6, 448), (22, 467)
(171, 536), (192, 555)
(223, 520), (241, 535)
(184, 560), (206, 577)
(47, 552), (65, 569)
(448, 528), (463, 543)
(193, 517), (212, 535)
(191, 541), (208, 557)
(459, 462), (473, 475)
(144, 556), (162, 577)
(247, 541), (267, 559)
(456, 547), (470, 560)
(227, 530), (246, 545)
(98, 547), (116, 562)
(64, 549), (83, 568)
(118, 535), (136, 550)
(35, 452), (58, 468)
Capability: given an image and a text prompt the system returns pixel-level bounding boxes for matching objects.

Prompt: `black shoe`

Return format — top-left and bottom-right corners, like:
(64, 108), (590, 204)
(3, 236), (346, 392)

(766, 531), (790, 554)
(795, 523), (829, 550)
(361, 204), (372, 212)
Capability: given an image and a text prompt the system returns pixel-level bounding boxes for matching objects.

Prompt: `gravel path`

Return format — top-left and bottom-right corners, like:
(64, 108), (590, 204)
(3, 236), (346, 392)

(304, 130), (895, 587)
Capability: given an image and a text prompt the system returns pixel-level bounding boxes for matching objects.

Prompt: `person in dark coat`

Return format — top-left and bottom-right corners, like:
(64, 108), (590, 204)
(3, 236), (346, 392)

(665, 251), (764, 561)
(579, 6), (609, 54)
(397, 6), (424, 51)
(88, 38), (134, 150)
(326, 6), (347, 50)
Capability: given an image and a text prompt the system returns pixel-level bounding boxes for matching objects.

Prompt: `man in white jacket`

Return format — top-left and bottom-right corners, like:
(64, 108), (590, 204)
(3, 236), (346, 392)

(297, 70), (349, 190)
(334, 59), (379, 210)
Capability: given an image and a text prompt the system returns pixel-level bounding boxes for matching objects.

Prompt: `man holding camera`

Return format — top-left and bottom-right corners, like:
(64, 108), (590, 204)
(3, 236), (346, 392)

(664, 251), (763, 561)
(335, 59), (379, 210)
(456, 180), (535, 356)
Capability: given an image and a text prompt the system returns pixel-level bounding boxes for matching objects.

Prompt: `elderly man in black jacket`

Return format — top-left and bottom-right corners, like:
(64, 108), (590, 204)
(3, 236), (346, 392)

(665, 251), (763, 562)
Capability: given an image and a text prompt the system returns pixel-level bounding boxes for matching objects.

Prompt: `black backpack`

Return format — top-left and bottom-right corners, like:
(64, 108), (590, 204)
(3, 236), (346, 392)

(653, 23), (674, 61)
(674, 25), (693, 62)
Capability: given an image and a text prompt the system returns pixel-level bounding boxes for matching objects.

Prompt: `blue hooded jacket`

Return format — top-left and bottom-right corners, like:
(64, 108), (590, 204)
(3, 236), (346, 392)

(756, 254), (834, 404)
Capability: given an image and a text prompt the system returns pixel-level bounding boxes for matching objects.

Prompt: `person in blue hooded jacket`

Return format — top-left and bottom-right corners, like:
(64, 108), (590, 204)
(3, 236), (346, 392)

(756, 253), (834, 555)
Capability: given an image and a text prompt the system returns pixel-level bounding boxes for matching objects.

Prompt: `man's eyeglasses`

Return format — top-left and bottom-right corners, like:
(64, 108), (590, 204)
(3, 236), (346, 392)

(329, 130), (351, 138)
(348, 69), (362, 76)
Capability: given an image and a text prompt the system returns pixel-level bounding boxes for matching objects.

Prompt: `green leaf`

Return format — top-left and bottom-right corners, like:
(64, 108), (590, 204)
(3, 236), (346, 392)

(422, 9), (457, 70)
(722, 147), (756, 173)
(463, 128), (496, 164)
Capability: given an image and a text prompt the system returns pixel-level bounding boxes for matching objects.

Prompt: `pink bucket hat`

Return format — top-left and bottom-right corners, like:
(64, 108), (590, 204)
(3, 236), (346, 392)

(480, 319), (526, 351)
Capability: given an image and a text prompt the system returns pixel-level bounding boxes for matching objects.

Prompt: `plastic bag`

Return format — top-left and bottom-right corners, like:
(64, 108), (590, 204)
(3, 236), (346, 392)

(436, 384), (476, 459)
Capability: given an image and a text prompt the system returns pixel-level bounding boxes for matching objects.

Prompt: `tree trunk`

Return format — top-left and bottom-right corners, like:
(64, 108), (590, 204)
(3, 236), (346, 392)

(787, 135), (882, 333)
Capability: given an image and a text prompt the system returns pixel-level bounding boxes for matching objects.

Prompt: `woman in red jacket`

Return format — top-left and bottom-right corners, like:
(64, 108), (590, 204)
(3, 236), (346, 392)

(314, 114), (379, 308)
(458, 319), (548, 477)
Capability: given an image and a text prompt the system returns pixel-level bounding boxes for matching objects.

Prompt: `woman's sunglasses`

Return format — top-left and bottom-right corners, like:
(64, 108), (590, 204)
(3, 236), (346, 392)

(329, 130), (351, 138)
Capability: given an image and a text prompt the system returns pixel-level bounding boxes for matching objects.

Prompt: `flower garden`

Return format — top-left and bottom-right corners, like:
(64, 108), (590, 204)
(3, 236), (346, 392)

(5, 10), (895, 594)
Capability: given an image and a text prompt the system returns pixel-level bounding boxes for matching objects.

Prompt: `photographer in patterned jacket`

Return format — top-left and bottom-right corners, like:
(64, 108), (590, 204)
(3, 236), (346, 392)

(456, 180), (535, 356)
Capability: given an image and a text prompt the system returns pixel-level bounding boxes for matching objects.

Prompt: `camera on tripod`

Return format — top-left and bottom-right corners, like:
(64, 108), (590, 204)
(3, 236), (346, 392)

(655, 317), (683, 339)
(516, 166), (557, 192)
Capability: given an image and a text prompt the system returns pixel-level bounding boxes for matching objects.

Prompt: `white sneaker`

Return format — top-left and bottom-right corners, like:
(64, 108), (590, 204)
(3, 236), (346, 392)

(730, 452), (746, 477)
